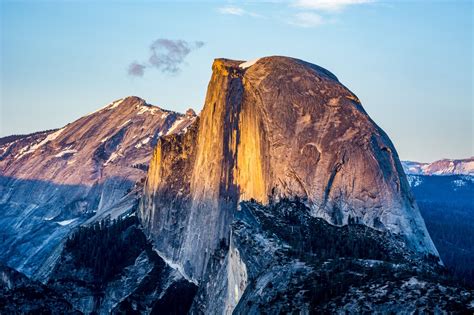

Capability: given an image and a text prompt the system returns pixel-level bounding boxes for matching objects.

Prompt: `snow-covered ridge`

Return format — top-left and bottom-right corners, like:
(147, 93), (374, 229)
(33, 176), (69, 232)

(86, 98), (126, 117)
(85, 96), (165, 117)
(402, 157), (474, 176)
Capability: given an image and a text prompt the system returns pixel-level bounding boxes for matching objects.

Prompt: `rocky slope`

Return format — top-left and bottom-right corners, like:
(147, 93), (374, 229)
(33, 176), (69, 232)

(0, 96), (196, 279)
(224, 199), (471, 313)
(0, 264), (77, 314)
(0, 215), (199, 314)
(4, 200), (472, 314)
(47, 215), (197, 314)
(402, 157), (474, 176)
(139, 56), (440, 312)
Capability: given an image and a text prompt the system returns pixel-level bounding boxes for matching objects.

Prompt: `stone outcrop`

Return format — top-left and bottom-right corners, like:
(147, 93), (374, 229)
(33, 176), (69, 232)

(139, 56), (439, 288)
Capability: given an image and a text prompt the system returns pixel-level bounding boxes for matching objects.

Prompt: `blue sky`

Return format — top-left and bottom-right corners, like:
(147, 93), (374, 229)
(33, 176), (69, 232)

(1, 0), (472, 162)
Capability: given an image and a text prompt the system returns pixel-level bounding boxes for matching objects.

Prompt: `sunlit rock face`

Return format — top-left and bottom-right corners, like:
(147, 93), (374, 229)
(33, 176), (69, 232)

(0, 96), (196, 278)
(140, 56), (439, 287)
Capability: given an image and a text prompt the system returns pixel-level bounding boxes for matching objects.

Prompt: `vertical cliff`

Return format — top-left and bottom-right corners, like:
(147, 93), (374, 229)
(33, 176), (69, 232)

(139, 56), (439, 286)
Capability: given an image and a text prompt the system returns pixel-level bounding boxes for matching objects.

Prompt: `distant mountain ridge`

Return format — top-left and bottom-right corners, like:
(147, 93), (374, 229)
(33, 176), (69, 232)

(402, 157), (474, 176)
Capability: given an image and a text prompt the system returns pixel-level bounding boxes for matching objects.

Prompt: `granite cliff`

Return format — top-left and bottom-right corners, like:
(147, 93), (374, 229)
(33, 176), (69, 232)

(139, 56), (440, 311)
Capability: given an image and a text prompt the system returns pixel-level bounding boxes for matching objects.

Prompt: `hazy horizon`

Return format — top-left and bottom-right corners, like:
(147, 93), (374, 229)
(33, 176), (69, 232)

(1, 0), (472, 162)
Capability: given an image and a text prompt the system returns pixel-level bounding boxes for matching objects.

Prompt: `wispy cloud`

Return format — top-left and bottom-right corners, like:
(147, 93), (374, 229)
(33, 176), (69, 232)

(294, 0), (374, 12)
(287, 0), (374, 27)
(216, 1), (374, 29)
(288, 12), (325, 27)
(217, 6), (263, 18)
(218, 6), (245, 16)
(128, 39), (204, 77)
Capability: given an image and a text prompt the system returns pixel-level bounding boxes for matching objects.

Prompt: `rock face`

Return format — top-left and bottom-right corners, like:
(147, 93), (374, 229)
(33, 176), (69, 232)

(0, 96), (196, 278)
(140, 56), (439, 290)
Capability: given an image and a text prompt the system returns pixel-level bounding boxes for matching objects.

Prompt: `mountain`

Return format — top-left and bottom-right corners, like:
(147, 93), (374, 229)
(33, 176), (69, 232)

(139, 56), (445, 312)
(1, 56), (473, 314)
(402, 157), (474, 176)
(0, 96), (196, 279)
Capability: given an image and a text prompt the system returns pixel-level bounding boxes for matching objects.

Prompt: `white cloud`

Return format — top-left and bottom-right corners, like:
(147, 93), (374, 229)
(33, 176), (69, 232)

(294, 0), (374, 12)
(289, 12), (325, 27)
(217, 6), (263, 18)
(218, 6), (245, 16)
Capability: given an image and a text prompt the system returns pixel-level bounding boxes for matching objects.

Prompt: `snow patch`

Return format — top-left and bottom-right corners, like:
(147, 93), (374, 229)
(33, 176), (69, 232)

(108, 99), (124, 110)
(135, 137), (151, 149)
(166, 118), (185, 135)
(239, 58), (261, 69)
(104, 152), (121, 166)
(86, 98), (125, 116)
(56, 218), (78, 226)
(164, 116), (196, 136)
(119, 119), (131, 128)
(452, 179), (466, 187)
(407, 175), (423, 188)
(54, 149), (77, 158)
(137, 105), (160, 115)
(15, 128), (66, 158)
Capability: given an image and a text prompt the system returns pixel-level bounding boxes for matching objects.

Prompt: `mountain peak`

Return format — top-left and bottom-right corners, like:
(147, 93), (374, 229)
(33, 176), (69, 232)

(185, 108), (197, 117)
(140, 55), (438, 285)
(212, 56), (339, 82)
(86, 96), (173, 119)
(0, 96), (197, 278)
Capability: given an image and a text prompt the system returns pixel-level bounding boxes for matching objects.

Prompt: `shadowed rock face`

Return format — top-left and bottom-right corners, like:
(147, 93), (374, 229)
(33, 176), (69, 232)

(140, 56), (439, 286)
(0, 96), (196, 278)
